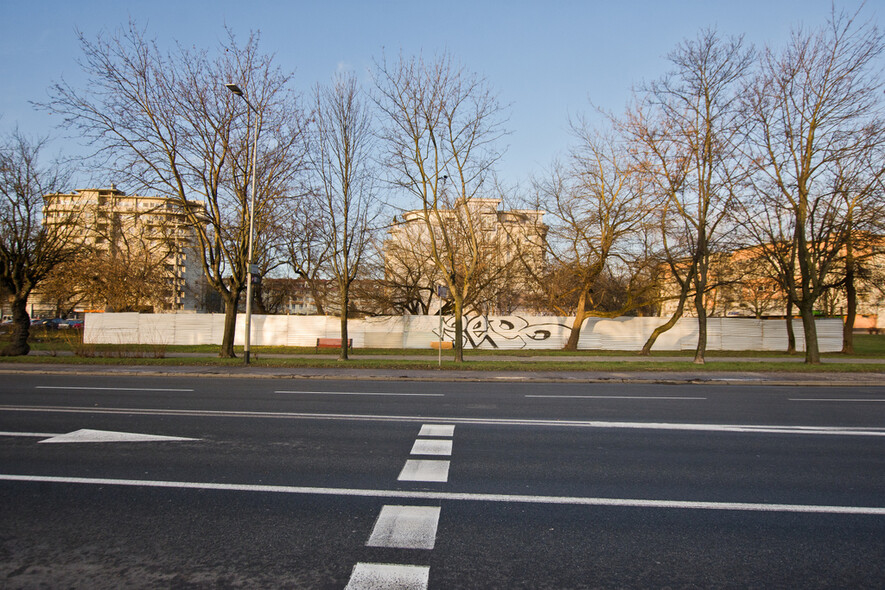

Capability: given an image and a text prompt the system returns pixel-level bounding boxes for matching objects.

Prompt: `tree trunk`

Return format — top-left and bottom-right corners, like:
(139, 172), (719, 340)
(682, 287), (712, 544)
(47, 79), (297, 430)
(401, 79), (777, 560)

(798, 300), (821, 364)
(453, 297), (464, 363)
(339, 288), (350, 361)
(841, 246), (856, 354)
(1, 296), (31, 356)
(641, 264), (696, 356)
(308, 279), (326, 316)
(252, 281), (268, 315)
(564, 290), (589, 351)
(641, 298), (686, 356)
(219, 294), (239, 358)
(693, 281), (707, 365)
(785, 299), (796, 354)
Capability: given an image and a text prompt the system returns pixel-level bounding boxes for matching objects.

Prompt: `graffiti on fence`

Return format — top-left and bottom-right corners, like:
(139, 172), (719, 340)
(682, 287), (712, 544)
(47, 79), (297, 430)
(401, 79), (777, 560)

(436, 315), (572, 349)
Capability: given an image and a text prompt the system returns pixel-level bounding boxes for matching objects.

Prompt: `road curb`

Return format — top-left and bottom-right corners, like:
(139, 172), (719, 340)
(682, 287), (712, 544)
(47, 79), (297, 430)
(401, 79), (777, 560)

(2, 365), (883, 387)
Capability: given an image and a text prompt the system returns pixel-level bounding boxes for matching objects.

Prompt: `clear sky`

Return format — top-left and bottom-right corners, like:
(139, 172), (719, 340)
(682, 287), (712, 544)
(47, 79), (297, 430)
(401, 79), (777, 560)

(0, 0), (878, 189)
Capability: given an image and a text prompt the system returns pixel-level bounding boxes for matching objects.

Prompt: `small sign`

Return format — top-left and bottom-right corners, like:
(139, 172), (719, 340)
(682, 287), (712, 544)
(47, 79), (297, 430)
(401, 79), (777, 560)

(436, 285), (450, 299)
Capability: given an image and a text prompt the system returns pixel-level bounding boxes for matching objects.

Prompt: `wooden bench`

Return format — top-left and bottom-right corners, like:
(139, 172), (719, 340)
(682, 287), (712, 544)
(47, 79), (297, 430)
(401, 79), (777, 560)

(316, 337), (353, 352)
(430, 341), (454, 350)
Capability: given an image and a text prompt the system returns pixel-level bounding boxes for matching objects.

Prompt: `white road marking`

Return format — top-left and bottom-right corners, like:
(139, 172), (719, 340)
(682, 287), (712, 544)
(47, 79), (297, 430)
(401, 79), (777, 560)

(419, 424), (455, 437)
(2, 474), (883, 515)
(35, 386), (194, 392)
(37, 429), (199, 444)
(3, 406), (882, 438)
(275, 390), (444, 397)
(526, 395), (706, 400)
(0, 431), (59, 438)
(345, 563), (429, 590)
(398, 460), (450, 483)
(789, 398), (885, 403)
(366, 505), (441, 550)
(410, 439), (453, 456)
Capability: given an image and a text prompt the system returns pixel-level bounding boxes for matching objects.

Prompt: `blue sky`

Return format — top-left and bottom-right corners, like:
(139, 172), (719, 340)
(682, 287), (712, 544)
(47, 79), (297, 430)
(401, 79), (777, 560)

(1, 0), (877, 189)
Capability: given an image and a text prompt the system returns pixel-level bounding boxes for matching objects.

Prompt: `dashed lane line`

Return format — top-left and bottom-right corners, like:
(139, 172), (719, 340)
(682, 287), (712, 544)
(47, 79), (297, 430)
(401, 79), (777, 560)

(275, 390), (444, 397)
(2, 474), (883, 515)
(526, 395), (706, 400)
(789, 398), (885, 403)
(35, 386), (194, 392)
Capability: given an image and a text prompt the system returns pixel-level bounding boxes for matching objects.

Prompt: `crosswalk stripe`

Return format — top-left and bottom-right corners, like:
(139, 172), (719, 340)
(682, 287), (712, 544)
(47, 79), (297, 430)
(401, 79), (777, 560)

(345, 563), (429, 590)
(398, 459), (450, 483)
(366, 505), (441, 550)
(419, 424), (455, 437)
(410, 439), (453, 456)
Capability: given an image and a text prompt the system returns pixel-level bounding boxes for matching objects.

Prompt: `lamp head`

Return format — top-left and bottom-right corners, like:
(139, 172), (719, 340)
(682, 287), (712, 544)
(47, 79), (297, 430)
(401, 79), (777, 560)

(225, 83), (244, 96)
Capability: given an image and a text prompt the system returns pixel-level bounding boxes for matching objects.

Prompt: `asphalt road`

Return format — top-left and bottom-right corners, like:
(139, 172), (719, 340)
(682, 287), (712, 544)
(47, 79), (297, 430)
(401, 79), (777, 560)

(1, 373), (883, 588)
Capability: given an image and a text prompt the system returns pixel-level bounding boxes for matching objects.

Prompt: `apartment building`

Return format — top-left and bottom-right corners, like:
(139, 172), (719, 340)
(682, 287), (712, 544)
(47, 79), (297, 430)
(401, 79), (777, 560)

(383, 198), (548, 315)
(658, 240), (885, 329)
(39, 186), (207, 313)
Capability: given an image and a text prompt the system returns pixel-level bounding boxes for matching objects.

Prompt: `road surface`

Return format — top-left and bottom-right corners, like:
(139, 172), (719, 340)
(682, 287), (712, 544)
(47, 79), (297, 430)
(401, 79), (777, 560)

(1, 373), (883, 588)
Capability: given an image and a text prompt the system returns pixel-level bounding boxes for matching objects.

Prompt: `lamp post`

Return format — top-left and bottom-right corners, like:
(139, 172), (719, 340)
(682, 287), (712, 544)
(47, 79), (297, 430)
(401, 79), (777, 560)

(225, 83), (259, 364)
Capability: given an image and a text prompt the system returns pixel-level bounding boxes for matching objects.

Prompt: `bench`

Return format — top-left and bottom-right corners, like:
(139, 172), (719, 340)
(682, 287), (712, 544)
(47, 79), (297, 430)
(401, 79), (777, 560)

(430, 341), (454, 350)
(316, 337), (353, 352)
(869, 327), (881, 335)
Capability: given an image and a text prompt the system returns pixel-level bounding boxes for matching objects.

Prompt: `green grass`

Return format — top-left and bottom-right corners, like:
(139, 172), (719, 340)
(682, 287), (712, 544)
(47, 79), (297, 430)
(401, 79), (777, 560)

(4, 328), (883, 372)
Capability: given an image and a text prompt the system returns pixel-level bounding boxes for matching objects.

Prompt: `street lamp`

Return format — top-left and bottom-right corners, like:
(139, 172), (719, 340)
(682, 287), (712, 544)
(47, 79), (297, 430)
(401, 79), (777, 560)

(225, 82), (259, 364)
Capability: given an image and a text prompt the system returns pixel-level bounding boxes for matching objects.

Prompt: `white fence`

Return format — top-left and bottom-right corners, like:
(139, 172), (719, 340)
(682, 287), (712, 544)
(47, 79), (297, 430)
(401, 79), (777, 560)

(84, 313), (843, 352)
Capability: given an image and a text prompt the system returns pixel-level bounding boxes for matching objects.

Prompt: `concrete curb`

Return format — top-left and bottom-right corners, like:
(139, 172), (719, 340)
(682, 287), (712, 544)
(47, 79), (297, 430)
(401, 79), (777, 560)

(2, 363), (883, 387)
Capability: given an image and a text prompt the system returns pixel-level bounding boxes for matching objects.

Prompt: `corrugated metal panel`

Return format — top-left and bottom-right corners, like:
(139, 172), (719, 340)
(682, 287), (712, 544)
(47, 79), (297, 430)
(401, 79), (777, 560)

(82, 313), (848, 352)
(402, 315), (439, 349)
(85, 313), (140, 344)
(249, 315), (289, 347)
(588, 318), (651, 351)
(710, 318), (761, 351)
(285, 316), (331, 347)
(363, 317), (407, 348)
(817, 319), (843, 352)
(175, 314), (216, 345)
(139, 314), (176, 345)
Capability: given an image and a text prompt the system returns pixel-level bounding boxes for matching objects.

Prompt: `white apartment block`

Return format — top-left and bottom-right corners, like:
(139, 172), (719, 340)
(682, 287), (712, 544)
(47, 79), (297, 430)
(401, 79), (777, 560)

(384, 198), (548, 315)
(39, 186), (206, 313)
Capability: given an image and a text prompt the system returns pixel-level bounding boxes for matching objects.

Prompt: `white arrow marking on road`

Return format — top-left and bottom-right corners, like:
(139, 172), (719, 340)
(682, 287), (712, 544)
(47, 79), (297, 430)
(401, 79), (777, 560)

(34, 429), (199, 444)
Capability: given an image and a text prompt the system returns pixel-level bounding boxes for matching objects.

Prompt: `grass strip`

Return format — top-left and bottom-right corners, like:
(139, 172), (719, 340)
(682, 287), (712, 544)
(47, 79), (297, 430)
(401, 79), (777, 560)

(1, 354), (884, 373)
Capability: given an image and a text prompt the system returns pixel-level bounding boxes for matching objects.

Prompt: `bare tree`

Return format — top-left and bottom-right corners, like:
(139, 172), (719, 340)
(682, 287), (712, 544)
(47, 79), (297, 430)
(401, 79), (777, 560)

(0, 131), (78, 355)
(742, 8), (885, 363)
(374, 53), (508, 362)
(309, 73), (380, 360)
(625, 30), (753, 363)
(285, 203), (331, 316)
(831, 145), (885, 352)
(380, 223), (441, 315)
(527, 124), (654, 350)
(36, 260), (87, 318)
(45, 24), (308, 357)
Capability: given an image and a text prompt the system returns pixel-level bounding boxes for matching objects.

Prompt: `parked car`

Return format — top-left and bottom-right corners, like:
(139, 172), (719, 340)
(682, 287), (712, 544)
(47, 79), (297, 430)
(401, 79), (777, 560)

(66, 319), (84, 330)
